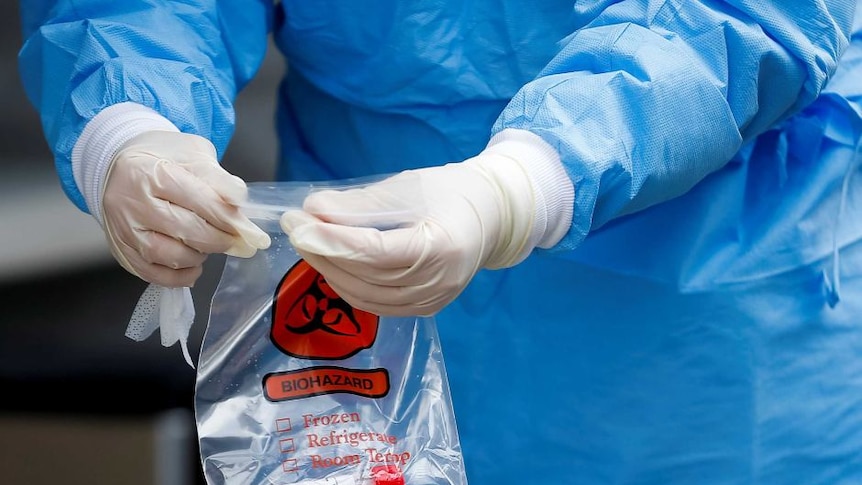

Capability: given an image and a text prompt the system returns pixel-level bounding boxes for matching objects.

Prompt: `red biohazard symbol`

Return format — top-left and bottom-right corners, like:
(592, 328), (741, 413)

(271, 260), (379, 360)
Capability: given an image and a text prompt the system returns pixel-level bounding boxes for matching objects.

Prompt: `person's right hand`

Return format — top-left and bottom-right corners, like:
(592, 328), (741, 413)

(101, 131), (271, 287)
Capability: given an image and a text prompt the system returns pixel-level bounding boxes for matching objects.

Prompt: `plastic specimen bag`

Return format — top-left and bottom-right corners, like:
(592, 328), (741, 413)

(195, 181), (469, 485)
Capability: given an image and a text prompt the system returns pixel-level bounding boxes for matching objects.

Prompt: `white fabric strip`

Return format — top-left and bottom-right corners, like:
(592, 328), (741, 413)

(485, 128), (575, 250)
(71, 101), (179, 225)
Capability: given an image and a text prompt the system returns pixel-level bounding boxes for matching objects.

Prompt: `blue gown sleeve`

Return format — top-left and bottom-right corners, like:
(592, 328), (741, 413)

(17, 0), (273, 211)
(493, 1), (857, 249)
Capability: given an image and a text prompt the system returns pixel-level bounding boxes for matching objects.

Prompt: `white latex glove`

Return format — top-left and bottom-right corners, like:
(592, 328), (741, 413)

(280, 129), (574, 316)
(72, 103), (270, 366)
(102, 130), (271, 286)
(104, 131), (270, 365)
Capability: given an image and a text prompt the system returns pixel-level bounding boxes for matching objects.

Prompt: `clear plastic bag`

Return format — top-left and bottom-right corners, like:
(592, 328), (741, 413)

(195, 181), (469, 485)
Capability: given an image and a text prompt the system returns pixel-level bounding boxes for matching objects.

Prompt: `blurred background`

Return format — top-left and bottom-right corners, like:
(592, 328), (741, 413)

(0, 4), (283, 484)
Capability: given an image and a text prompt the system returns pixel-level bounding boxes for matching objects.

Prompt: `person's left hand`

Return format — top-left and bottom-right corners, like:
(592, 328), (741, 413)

(280, 142), (568, 316)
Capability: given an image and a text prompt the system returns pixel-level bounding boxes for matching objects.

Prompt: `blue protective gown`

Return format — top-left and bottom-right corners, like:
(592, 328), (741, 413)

(19, 1), (862, 483)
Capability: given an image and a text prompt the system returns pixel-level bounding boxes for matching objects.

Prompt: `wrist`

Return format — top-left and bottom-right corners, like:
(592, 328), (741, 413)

(478, 129), (574, 266)
(464, 153), (534, 269)
(72, 102), (179, 225)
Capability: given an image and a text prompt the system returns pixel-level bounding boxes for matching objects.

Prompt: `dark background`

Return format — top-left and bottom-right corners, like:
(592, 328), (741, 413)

(0, 3), (284, 484)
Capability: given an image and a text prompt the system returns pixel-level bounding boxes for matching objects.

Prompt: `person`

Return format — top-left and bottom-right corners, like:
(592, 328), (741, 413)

(18, 1), (862, 483)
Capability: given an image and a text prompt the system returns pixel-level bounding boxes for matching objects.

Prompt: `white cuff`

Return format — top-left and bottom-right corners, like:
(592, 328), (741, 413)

(485, 128), (574, 251)
(71, 102), (179, 226)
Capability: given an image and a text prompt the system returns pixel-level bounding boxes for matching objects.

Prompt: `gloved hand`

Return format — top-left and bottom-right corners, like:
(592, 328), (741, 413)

(102, 130), (271, 287)
(280, 131), (573, 316)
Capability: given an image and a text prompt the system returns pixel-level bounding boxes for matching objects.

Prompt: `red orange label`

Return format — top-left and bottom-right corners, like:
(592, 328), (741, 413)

(271, 260), (380, 360)
(264, 366), (390, 402)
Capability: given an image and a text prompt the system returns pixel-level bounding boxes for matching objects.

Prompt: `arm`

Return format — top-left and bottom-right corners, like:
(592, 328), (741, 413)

(18, 0), (273, 212)
(495, 0), (856, 247)
(280, 1), (857, 316)
(19, 0), (276, 358)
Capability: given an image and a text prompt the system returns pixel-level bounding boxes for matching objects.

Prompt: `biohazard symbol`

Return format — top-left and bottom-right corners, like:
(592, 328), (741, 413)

(271, 259), (379, 360)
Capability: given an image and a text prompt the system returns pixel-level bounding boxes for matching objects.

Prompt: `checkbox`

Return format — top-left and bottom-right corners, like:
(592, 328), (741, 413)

(279, 438), (296, 453)
(282, 458), (298, 472)
(275, 417), (292, 432)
